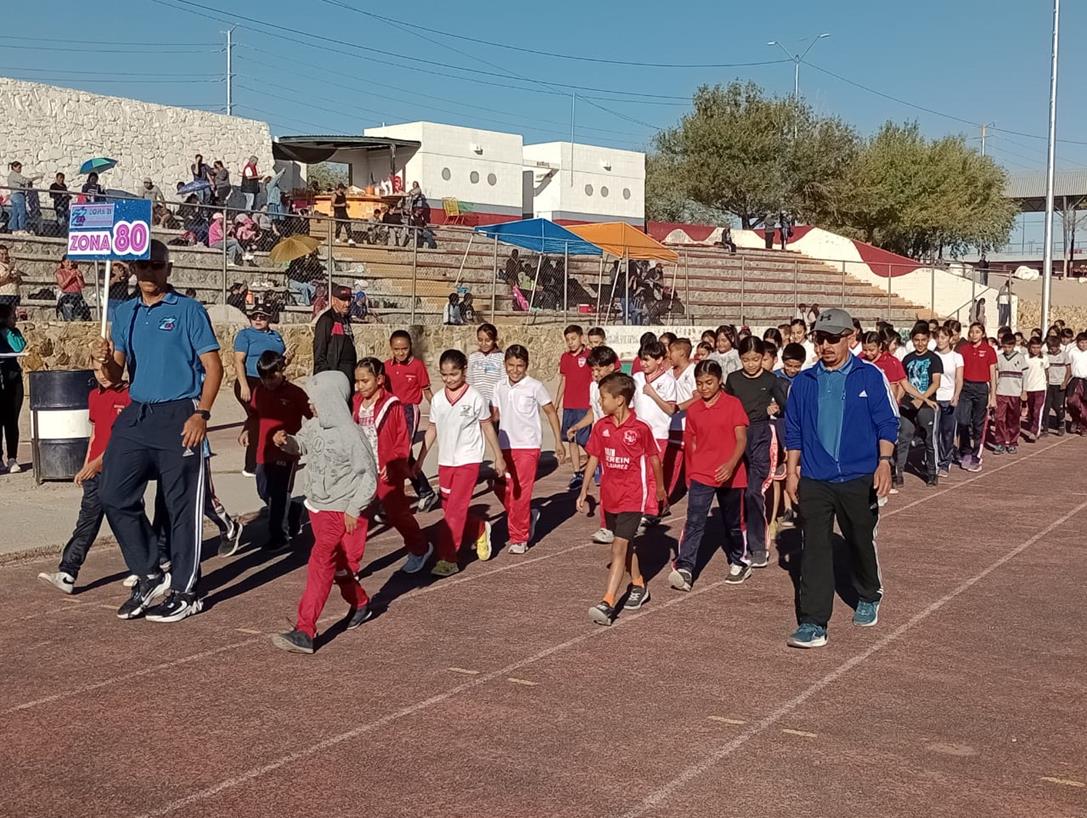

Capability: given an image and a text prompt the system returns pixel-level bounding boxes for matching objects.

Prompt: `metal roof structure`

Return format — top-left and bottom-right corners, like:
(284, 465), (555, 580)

(1004, 171), (1087, 212)
(272, 135), (421, 164)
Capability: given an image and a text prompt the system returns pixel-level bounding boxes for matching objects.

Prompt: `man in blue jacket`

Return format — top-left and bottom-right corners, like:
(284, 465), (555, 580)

(784, 308), (898, 648)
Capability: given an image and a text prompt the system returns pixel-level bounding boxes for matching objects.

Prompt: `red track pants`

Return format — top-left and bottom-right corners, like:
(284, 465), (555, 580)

(437, 463), (485, 562)
(376, 478), (427, 555)
(660, 437), (684, 499)
(994, 394), (1021, 446)
(296, 508), (369, 638)
(494, 448), (540, 543)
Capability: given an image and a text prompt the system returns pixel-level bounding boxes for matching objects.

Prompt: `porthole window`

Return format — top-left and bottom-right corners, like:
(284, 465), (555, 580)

(441, 167), (451, 181)
(470, 170), (480, 184)
(600, 186), (609, 198)
(622, 187), (631, 200)
(584, 183), (594, 196)
(487, 172), (497, 186)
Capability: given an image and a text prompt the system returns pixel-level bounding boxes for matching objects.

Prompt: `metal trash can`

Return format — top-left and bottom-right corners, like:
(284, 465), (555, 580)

(29, 369), (97, 484)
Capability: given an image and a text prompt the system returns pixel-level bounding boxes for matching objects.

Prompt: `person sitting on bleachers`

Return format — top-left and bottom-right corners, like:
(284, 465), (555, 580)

(717, 225), (737, 254)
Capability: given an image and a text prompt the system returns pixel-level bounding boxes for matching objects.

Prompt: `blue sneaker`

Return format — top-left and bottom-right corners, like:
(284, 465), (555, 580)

(853, 599), (880, 627)
(786, 623), (828, 648)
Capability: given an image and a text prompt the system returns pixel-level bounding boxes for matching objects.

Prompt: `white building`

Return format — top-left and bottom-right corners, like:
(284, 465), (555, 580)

(523, 141), (645, 225)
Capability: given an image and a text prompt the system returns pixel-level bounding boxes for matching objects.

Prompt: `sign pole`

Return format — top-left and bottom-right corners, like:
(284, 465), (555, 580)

(100, 260), (110, 337)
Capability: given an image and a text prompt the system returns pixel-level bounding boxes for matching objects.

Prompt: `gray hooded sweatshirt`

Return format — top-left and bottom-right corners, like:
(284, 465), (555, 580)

(282, 371), (376, 517)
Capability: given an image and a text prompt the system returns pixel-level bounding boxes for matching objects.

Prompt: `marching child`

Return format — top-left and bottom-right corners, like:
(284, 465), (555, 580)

(414, 349), (506, 577)
(586, 327), (607, 348)
(710, 325), (741, 377)
(993, 332), (1028, 454)
(1022, 338), (1047, 441)
(725, 336), (787, 570)
(1043, 334), (1070, 436)
(667, 337), (697, 500)
(37, 366), (131, 593)
(385, 330), (439, 511)
(491, 345), (567, 554)
(353, 357), (433, 573)
(243, 351), (310, 551)
(466, 322), (504, 409)
(933, 327), (964, 475)
(576, 372), (666, 625)
(669, 359), (749, 592)
(632, 340), (677, 525)
(270, 371), (377, 654)
(567, 345), (620, 544)
(555, 324), (592, 490)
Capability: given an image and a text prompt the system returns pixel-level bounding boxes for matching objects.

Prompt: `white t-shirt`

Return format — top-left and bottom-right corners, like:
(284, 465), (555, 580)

(466, 350), (505, 406)
(429, 384), (490, 467)
(1070, 346), (1087, 379)
(633, 369), (677, 441)
(935, 349), (963, 402)
(801, 339), (817, 369)
(670, 363), (696, 432)
(709, 349), (740, 377)
(1024, 356), (1047, 392)
(493, 375), (552, 450)
(589, 380), (604, 421)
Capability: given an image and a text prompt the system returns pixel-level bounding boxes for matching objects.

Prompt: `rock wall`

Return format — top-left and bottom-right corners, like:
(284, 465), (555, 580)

(1017, 300), (1087, 334)
(0, 78), (274, 196)
(16, 321), (571, 387)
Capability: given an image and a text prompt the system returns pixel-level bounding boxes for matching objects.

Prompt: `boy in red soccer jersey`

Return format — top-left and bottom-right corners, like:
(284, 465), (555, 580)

(576, 372), (666, 626)
(555, 324), (593, 491)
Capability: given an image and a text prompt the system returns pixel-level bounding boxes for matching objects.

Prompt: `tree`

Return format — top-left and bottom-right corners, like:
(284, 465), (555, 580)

(306, 161), (349, 192)
(646, 81), (860, 228)
(836, 122), (1016, 259)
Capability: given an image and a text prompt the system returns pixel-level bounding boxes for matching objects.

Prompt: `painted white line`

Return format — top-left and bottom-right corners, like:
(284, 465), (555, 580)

(507, 677), (538, 687)
(132, 579), (731, 818)
(619, 497), (1087, 818)
(781, 728), (817, 738)
(1040, 776), (1085, 788)
(1, 638), (261, 716)
(11, 599), (107, 622)
(707, 717), (746, 726)
(234, 628), (262, 635)
(446, 667), (480, 676)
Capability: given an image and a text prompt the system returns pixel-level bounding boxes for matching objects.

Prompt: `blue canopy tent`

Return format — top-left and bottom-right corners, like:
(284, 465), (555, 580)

(470, 218), (603, 315)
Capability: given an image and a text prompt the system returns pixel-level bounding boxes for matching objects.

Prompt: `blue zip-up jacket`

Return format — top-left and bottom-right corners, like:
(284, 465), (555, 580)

(784, 358), (899, 483)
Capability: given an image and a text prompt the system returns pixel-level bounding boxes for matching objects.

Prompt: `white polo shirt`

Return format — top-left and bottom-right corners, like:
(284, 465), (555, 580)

(589, 380), (604, 421)
(1069, 345), (1087, 378)
(493, 374), (553, 450)
(633, 369), (677, 442)
(429, 384), (490, 467)
(670, 363), (696, 433)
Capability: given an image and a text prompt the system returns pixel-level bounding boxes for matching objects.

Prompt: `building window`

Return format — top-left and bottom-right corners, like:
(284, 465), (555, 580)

(487, 172), (497, 186)
(622, 187), (631, 200)
(441, 167), (451, 181)
(600, 186), (609, 198)
(584, 183), (594, 196)
(470, 170), (480, 184)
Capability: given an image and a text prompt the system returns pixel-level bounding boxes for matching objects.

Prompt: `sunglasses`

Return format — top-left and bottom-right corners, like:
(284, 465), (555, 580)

(813, 331), (847, 344)
(132, 260), (168, 271)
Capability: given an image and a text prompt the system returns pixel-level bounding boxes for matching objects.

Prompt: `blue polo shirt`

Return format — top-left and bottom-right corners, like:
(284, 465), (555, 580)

(814, 354), (854, 461)
(111, 290), (220, 403)
(233, 326), (286, 378)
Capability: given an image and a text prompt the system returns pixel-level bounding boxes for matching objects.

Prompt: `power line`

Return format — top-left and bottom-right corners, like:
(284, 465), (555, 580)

(0, 66), (222, 78)
(316, 0), (790, 70)
(0, 34), (219, 46)
(0, 43), (219, 54)
(3, 74), (223, 84)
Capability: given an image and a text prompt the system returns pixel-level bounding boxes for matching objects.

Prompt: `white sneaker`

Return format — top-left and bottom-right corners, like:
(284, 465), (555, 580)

(508, 542), (528, 555)
(122, 574), (139, 588)
(529, 508), (541, 543)
(38, 571), (75, 594)
(401, 542), (434, 574)
(6, 458), (20, 473)
(592, 528), (614, 544)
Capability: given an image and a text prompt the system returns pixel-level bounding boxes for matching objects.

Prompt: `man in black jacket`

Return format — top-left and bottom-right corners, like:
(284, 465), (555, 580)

(313, 284), (357, 385)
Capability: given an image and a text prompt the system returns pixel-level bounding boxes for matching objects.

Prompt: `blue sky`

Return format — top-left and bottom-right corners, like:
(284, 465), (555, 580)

(6, 0), (1084, 177)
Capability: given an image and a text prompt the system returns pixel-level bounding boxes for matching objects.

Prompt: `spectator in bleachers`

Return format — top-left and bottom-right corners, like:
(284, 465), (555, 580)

(209, 213), (244, 266)
(411, 209), (437, 249)
(287, 249), (323, 307)
(233, 214), (258, 262)
(779, 211), (792, 250)
(502, 249), (522, 285)
(81, 172), (103, 203)
(0, 244), (22, 310)
(460, 292), (476, 324)
(443, 292), (464, 325)
(764, 221), (775, 250)
(191, 154), (212, 203)
(263, 170), (285, 218)
(211, 160), (231, 205)
(241, 155), (260, 211)
(6, 161), (39, 234)
(54, 256), (90, 321)
(718, 225), (737, 254)
(153, 203), (180, 230)
(49, 172), (70, 231)
(140, 177), (165, 203)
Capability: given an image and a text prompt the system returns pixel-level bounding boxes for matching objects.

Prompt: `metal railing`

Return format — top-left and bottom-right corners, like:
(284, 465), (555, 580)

(0, 183), (1006, 329)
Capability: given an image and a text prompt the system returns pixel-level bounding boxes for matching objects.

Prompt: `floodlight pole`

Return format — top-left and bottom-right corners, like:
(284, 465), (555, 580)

(225, 28), (235, 116)
(1041, 0), (1060, 334)
(768, 34), (830, 138)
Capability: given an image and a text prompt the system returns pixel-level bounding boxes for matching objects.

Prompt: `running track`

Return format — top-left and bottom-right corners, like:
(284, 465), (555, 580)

(2, 438), (1085, 818)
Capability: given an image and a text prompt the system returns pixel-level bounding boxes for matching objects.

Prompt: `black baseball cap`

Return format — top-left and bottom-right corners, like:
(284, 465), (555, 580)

(331, 284), (352, 301)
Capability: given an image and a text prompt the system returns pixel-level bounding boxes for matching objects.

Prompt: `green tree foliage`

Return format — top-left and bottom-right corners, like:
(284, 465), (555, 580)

(306, 161), (349, 192)
(646, 83), (1015, 258)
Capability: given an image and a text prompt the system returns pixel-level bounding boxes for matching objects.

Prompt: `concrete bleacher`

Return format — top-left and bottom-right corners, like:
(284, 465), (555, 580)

(3, 219), (926, 328)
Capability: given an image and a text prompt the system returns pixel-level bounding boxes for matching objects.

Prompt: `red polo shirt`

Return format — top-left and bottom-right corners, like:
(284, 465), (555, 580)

(559, 347), (592, 410)
(87, 384), (131, 461)
(872, 352), (906, 384)
(684, 392), (749, 488)
(385, 356), (430, 406)
(585, 410), (660, 514)
(250, 381), (311, 464)
(961, 341), (997, 383)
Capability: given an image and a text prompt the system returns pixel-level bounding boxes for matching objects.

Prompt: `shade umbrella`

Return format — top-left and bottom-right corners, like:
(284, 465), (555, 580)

(78, 157), (118, 175)
(268, 234), (321, 264)
(177, 178), (210, 196)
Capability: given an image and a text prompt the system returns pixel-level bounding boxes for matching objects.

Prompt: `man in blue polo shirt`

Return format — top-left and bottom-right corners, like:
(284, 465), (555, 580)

(92, 239), (223, 623)
(784, 308), (899, 649)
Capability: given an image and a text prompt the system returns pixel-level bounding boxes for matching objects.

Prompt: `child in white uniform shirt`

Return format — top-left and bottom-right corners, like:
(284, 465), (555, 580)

(491, 345), (566, 554)
(667, 337), (697, 500)
(632, 340), (676, 525)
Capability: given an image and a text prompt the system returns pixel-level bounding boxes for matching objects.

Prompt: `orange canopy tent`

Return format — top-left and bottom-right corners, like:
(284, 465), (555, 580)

(566, 222), (679, 263)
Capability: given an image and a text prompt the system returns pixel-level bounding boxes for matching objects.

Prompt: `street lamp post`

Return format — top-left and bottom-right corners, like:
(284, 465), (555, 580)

(768, 33), (831, 100)
(1041, 0), (1060, 334)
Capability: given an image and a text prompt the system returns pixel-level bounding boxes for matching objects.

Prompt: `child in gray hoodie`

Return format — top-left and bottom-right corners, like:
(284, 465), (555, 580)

(271, 371), (377, 654)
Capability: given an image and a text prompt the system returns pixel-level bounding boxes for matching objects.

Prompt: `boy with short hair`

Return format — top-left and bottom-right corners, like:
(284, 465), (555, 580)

(567, 345), (620, 544)
(385, 330), (438, 511)
(632, 340), (677, 525)
(901, 324), (944, 485)
(993, 333), (1028, 454)
(1043, 334), (1070, 436)
(243, 351), (311, 551)
(576, 373), (666, 625)
(586, 327), (606, 348)
(555, 324), (592, 490)
(38, 367), (132, 593)
(958, 322), (998, 472)
(667, 337), (696, 500)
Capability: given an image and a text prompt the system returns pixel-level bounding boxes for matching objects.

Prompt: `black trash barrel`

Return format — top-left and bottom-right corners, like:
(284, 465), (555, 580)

(29, 369), (97, 484)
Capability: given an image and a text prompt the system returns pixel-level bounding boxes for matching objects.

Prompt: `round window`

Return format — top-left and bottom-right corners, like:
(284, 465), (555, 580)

(622, 187), (631, 200)
(600, 186), (609, 198)
(470, 171), (480, 184)
(487, 172), (497, 186)
(584, 183), (594, 196)
(441, 167), (451, 181)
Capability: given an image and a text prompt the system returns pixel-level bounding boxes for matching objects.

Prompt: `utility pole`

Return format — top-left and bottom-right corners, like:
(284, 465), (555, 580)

(768, 34), (830, 138)
(569, 91), (576, 187)
(980, 122), (993, 156)
(225, 27), (235, 116)
(1041, 0), (1060, 333)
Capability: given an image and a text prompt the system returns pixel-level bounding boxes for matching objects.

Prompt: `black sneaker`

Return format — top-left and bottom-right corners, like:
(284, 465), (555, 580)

(218, 517), (244, 557)
(416, 492), (441, 513)
(625, 584), (650, 610)
(271, 629), (314, 654)
(926, 474), (939, 487)
(116, 573), (170, 620)
(346, 604), (373, 630)
(145, 591), (203, 623)
(780, 508), (797, 529)
(588, 601), (616, 626)
(892, 474), (905, 489)
(749, 553), (770, 569)
(668, 567), (693, 591)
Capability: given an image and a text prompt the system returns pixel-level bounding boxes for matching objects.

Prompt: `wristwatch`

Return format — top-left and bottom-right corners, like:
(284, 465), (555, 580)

(878, 455), (893, 463)
(194, 409), (211, 421)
